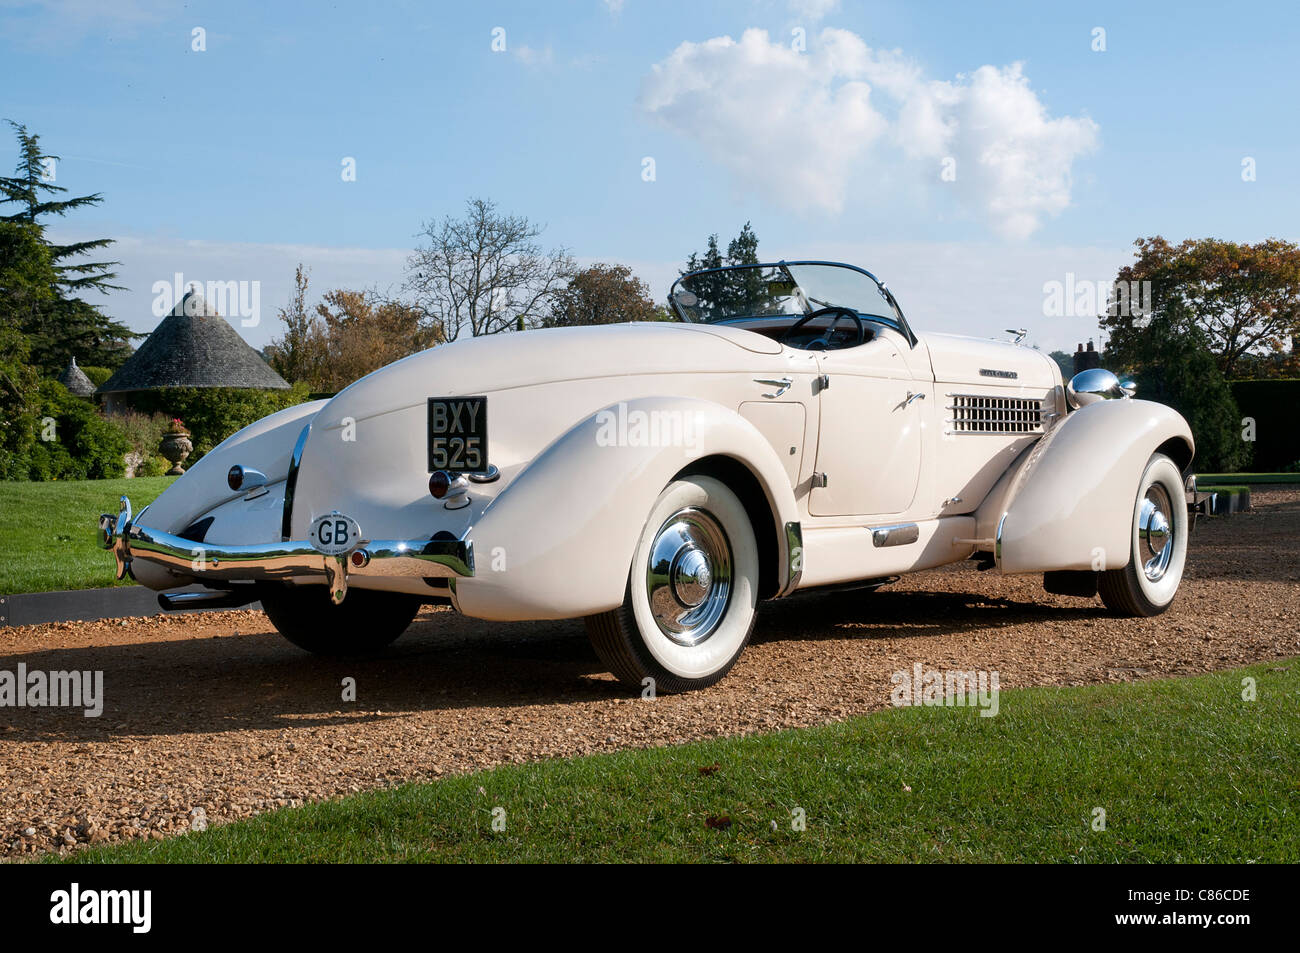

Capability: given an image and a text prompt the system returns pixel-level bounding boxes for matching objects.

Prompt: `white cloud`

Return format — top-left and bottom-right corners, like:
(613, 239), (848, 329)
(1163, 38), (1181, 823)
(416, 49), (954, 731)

(513, 43), (555, 67)
(0, 0), (177, 47)
(602, 0), (625, 14)
(640, 28), (1099, 238)
(639, 29), (888, 214)
(788, 0), (839, 22)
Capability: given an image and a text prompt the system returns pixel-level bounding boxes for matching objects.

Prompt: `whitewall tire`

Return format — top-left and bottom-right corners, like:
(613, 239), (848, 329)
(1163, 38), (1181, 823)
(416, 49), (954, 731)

(1098, 452), (1188, 617)
(585, 476), (759, 693)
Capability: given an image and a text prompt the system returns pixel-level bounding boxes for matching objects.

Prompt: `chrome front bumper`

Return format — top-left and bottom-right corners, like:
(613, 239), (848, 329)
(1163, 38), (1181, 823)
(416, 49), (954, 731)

(99, 496), (474, 605)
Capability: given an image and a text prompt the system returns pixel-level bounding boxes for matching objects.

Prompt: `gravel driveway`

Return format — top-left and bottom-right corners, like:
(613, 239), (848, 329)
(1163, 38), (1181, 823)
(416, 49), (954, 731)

(3, 488), (1297, 857)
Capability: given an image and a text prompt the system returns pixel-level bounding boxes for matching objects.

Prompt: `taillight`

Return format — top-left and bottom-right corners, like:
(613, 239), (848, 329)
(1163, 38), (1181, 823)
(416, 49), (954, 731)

(429, 470), (452, 499)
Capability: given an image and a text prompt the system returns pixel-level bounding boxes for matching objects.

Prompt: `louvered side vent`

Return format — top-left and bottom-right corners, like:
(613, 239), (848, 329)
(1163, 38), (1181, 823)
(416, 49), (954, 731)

(947, 395), (1044, 435)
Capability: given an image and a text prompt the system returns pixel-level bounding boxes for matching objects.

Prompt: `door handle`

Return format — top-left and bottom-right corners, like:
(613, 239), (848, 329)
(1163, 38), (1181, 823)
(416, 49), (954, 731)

(754, 377), (793, 399)
(903, 390), (925, 406)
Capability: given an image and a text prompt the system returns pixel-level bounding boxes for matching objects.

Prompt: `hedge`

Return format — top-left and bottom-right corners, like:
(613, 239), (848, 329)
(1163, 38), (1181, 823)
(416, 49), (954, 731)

(122, 384), (313, 464)
(1230, 379), (1300, 471)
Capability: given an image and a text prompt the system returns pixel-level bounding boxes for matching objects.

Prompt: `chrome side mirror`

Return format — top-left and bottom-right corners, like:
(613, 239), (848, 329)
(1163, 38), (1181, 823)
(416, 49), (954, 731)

(1066, 368), (1132, 409)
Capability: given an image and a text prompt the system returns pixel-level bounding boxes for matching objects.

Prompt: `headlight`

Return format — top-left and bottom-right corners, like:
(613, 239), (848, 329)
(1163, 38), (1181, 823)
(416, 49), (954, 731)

(1065, 368), (1135, 409)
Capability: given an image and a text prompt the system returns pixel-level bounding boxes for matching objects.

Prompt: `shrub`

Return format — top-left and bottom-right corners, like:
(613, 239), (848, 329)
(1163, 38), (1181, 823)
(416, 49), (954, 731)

(26, 380), (130, 480)
(123, 384), (313, 464)
(79, 365), (113, 389)
(113, 410), (173, 476)
(0, 326), (39, 480)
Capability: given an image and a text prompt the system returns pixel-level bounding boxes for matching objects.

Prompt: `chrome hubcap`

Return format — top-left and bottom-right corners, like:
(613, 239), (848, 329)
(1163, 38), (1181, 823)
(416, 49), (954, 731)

(646, 508), (732, 646)
(1138, 484), (1175, 582)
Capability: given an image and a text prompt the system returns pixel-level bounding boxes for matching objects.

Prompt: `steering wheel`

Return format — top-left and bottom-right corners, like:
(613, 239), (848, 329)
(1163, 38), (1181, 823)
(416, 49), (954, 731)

(779, 306), (865, 351)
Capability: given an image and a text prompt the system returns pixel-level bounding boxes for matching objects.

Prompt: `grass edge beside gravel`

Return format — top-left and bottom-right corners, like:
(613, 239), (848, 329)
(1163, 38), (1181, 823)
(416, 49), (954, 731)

(53, 658), (1299, 864)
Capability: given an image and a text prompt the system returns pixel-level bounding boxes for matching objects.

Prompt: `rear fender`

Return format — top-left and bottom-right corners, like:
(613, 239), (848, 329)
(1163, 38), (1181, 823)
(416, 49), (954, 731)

(455, 397), (800, 621)
(143, 400), (325, 533)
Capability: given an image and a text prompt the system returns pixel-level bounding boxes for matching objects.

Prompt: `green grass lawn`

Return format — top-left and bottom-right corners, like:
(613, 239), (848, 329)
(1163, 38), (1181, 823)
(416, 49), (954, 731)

(0, 477), (174, 594)
(1197, 472), (1300, 485)
(58, 659), (1299, 864)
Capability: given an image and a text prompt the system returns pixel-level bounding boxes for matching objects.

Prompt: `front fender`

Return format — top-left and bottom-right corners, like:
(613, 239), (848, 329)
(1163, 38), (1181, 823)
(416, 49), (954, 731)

(454, 396), (800, 621)
(988, 399), (1193, 574)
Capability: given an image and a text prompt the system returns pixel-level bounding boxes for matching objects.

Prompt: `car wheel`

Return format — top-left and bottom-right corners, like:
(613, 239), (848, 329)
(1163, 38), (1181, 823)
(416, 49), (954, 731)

(585, 475), (759, 693)
(259, 585), (422, 656)
(1098, 452), (1188, 617)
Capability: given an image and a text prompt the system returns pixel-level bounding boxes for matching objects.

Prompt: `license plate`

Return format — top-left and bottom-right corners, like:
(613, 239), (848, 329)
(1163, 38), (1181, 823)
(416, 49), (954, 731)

(427, 396), (488, 473)
(308, 512), (362, 556)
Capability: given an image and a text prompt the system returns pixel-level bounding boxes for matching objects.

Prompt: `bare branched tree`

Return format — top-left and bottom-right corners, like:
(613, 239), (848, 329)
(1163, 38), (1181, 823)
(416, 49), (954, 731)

(404, 198), (576, 341)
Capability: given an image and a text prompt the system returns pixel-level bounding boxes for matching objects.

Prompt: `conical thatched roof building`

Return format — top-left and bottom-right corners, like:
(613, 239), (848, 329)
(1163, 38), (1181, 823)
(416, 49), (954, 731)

(98, 290), (289, 410)
(57, 356), (96, 397)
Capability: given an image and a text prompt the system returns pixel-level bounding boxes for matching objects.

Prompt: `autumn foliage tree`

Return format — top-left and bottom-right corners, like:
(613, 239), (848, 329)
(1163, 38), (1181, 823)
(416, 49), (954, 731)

(1096, 237), (1291, 471)
(544, 263), (667, 327)
(314, 288), (436, 387)
(1102, 236), (1300, 379)
(266, 264), (438, 392)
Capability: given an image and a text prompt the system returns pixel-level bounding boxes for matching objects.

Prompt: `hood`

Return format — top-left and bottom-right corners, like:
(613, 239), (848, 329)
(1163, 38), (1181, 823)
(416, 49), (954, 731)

(922, 332), (1059, 389)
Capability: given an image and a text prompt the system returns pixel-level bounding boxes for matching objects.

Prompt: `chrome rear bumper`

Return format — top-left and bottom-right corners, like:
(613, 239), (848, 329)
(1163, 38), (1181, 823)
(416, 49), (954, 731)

(99, 496), (473, 605)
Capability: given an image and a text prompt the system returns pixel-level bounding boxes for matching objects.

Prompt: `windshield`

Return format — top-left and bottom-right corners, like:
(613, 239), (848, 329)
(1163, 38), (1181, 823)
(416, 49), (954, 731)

(669, 262), (908, 337)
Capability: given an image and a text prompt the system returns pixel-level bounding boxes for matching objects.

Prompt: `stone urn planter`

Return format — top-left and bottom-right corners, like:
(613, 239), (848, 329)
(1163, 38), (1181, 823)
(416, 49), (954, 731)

(160, 423), (193, 475)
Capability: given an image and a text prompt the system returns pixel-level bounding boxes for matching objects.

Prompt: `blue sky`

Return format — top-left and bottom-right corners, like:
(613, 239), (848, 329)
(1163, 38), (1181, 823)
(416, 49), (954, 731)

(3, 0), (1298, 353)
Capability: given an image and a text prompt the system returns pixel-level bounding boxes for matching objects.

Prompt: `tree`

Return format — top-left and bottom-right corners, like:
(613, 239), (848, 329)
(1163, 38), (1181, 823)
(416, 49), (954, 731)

(1105, 302), (1249, 472)
(267, 264), (439, 392)
(1102, 236), (1300, 379)
(0, 220), (54, 477)
(313, 288), (438, 389)
(1048, 350), (1074, 380)
(680, 222), (768, 321)
(0, 323), (39, 479)
(265, 265), (328, 388)
(544, 263), (667, 327)
(726, 221), (760, 267)
(404, 198), (575, 341)
(0, 122), (134, 372)
(682, 221), (761, 275)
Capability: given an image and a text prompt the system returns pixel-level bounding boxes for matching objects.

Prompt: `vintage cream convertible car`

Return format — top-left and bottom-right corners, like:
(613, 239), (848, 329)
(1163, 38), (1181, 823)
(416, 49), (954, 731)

(101, 261), (1196, 692)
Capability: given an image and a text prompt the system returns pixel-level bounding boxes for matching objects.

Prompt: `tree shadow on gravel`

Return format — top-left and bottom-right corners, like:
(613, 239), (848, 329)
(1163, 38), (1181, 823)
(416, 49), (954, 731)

(751, 587), (1108, 645)
(0, 613), (621, 742)
(0, 585), (1110, 743)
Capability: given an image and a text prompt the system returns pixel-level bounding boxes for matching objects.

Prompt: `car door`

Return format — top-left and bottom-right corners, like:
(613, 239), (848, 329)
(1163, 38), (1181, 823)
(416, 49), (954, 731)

(809, 333), (925, 517)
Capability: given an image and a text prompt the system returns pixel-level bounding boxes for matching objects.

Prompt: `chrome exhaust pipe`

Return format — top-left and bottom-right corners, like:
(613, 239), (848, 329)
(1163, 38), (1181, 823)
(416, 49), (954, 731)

(157, 588), (262, 612)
